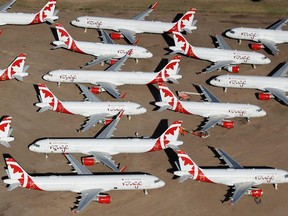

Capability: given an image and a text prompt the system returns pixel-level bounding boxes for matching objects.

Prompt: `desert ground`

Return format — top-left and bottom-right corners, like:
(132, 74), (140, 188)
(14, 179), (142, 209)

(0, 0), (287, 215)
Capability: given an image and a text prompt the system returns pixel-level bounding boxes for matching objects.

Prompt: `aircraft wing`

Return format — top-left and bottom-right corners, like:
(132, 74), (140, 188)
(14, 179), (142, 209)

(231, 182), (255, 205)
(203, 60), (235, 74)
(200, 115), (229, 132)
(90, 151), (120, 172)
(81, 114), (109, 132)
(258, 38), (278, 55)
(84, 54), (117, 68)
(271, 62), (288, 77)
(96, 110), (124, 139)
(100, 29), (114, 44)
(131, 2), (158, 20)
(119, 28), (137, 44)
(97, 81), (120, 98)
(106, 50), (132, 71)
(198, 85), (221, 103)
(268, 18), (288, 30)
(215, 35), (231, 50)
(266, 87), (288, 105)
(76, 189), (103, 213)
(77, 83), (102, 102)
(0, 0), (16, 12)
(65, 153), (92, 175)
(215, 148), (243, 169)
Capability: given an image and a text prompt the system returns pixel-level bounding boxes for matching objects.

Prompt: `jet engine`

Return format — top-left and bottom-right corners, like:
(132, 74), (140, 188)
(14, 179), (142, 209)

(81, 157), (100, 166)
(246, 188), (263, 198)
(250, 43), (264, 51)
(110, 33), (123, 40)
(220, 120), (234, 129)
(257, 92), (274, 100)
(107, 59), (118, 65)
(225, 66), (239, 73)
(89, 86), (105, 94)
(99, 119), (113, 125)
(94, 195), (111, 204)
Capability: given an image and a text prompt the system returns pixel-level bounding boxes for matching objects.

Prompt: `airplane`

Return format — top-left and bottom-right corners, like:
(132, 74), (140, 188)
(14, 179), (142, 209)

(0, 116), (14, 147)
(29, 113), (183, 172)
(52, 23), (153, 67)
(3, 153), (165, 213)
(71, 2), (197, 44)
(225, 18), (288, 55)
(173, 148), (288, 205)
(43, 52), (182, 98)
(155, 82), (266, 137)
(0, 54), (29, 81)
(169, 32), (271, 74)
(34, 83), (146, 132)
(210, 62), (288, 105)
(0, 0), (58, 25)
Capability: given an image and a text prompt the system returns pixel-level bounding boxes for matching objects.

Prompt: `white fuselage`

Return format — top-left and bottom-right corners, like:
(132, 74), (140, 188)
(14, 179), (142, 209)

(4, 173), (165, 192)
(210, 74), (288, 92)
(0, 13), (36, 25)
(29, 138), (182, 155)
(37, 101), (146, 117)
(43, 70), (180, 85)
(192, 47), (270, 65)
(184, 168), (288, 186)
(173, 101), (266, 118)
(226, 27), (288, 44)
(53, 40), (153, 59)
(71, 16), (176, 34)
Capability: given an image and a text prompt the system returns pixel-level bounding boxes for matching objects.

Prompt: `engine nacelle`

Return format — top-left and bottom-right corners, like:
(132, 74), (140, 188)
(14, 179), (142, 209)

(107, 59), (118, 65)
(110, 33), (123, 40)
(247, 189), (263, 198)
(250, 43), (264, 50)
(257, 92), (274, 100)
(89, 86), (105, 94)
(220, 120), (234, 129)
(81, 157), (100, 166)
(94, 195), (111, 204)
(99, 119), (113, 125)
(225, 65), (239, 73)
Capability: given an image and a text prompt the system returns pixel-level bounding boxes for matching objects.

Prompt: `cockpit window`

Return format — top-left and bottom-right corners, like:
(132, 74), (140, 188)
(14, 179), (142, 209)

(256, 108), (263, 112)
(261, 57), (267, 60)
(214, 78), (220, 82)
(137, 106), (143, 109)
(285, 174), (288, 178)
(33, 144), (40, 147)
(154, 179), (161, 183)
(229, 30), (235, 34)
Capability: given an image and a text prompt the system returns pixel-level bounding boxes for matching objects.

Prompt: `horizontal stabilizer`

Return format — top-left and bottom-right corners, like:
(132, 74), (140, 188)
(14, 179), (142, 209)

(23, 65), (30, 72)
(7, 183), (20, 191)
(0, 141), (11, 148)
(168, 77), (179, 84)
(179, 175), (191, 183)
(155, 102), (171, 112)
(51, 44), (67, 50)
(38, 106), (50, 113)
(13, 75), (23, 82)
(45, 18), (54, 24)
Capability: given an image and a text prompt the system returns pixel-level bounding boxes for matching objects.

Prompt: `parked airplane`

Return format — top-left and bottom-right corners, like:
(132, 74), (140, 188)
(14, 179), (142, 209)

(0, 0), (58, 25)
(3, 153), (165, 213)
(0, 116), (13, 147)
(155, 83), (266, 137)
(29, 114), (183, 172)
(71, 2), (197, 44)
(35, 83), (146, 132)
(169, 32), (271, 74)
(225, 18), (288, 55)
(0, 54), (29, 81)
(52, 23), (153, 67)
(174, 148), (288, 205)
(210, 62), (288, 105)
(43, 52), (182, 98)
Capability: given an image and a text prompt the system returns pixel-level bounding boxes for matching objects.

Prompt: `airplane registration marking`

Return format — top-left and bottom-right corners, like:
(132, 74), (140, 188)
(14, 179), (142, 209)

(60, 75), (77, 82)
(255, 175), (275, 183)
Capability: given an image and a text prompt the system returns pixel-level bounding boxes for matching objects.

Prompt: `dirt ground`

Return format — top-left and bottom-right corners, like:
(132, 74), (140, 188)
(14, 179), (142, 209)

(0, 0), (287, 215)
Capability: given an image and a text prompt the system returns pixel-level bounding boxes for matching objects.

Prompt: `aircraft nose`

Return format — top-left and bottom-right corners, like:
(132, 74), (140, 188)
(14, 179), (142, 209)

(70, 20), (78, 26)
(210, 78), (216, 86)
(265, 58), (271, 64)
(159, 180), (165, 188)
(28, 144), (36, 152)
(146, 51), (153, 58)
(261, 110), (267, 116)
(42, 74), (49, 81)
(141, 107), (147, 114)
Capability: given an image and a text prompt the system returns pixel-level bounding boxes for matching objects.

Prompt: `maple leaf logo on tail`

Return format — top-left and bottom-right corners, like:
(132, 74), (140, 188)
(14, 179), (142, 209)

(149, 120), (183, 152)
(0, 116), (12, 136)
(30, 0), (57, 24)
(168, 8), (196, 33)
(0, 54), (27, 81)
(4, 156), (42, 190)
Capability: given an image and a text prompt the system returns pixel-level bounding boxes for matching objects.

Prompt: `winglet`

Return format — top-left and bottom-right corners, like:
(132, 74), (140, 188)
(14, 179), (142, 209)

(120, 92), (127, 99)
(127, 49), (133, 56)
(151, 2), (158, 10)
(120, 165), (127, 172)
(133, 38), (140, 45)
